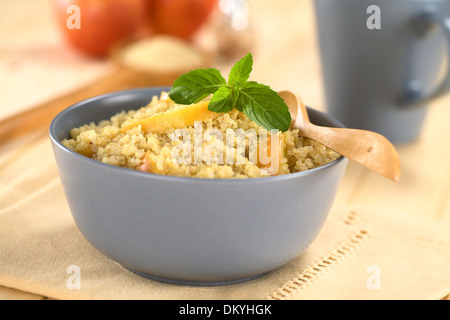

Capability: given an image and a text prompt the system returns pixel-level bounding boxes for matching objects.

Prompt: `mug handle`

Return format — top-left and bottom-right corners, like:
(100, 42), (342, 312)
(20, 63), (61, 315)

(400, 10), (450, 107)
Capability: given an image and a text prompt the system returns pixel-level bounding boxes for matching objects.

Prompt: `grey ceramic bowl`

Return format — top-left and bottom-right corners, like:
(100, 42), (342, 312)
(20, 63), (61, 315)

(49, 87), (348, 286)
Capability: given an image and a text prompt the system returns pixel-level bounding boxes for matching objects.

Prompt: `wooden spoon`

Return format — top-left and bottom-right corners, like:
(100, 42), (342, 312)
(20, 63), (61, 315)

(278, 90), (401, 182)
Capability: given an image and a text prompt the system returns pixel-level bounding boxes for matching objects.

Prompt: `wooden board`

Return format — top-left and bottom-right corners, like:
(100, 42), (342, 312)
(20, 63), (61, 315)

(0, 67), (176, 146)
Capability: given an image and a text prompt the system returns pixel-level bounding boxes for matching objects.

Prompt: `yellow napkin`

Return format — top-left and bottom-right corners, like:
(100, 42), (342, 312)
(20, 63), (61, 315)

(0, 133), (449, 300)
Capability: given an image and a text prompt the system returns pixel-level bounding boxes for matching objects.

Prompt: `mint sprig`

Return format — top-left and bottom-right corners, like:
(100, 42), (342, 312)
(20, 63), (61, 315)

(169, 53), (292, 132)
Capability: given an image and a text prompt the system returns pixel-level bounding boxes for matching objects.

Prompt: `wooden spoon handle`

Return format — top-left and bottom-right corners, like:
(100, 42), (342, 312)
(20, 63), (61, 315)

(301, 123), (401, 182)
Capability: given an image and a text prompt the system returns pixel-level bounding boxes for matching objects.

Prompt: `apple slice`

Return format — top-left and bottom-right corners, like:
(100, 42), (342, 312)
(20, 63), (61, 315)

(121, 101), (219, 134)
(137, 150), (159, 174)
(257, 134), (284, 176)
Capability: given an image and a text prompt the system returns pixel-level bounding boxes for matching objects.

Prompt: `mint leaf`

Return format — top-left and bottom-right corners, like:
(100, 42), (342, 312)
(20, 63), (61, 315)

(238, 82), (292, 132)
(169, 68), (227, 104)
(169, 53), (293, 132)
(228, 53), (253, 88)
(208, 86), (236, 113)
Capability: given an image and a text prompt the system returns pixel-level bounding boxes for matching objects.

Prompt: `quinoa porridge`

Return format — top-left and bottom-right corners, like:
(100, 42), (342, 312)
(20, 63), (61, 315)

(62, 92), (340, 179)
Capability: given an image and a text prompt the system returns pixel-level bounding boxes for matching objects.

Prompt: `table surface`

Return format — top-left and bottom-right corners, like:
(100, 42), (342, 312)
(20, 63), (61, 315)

(1, 0), (449, 300)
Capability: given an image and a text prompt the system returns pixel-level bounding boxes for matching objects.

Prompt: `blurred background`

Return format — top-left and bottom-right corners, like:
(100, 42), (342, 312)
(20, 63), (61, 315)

(0, 0), (323, 121)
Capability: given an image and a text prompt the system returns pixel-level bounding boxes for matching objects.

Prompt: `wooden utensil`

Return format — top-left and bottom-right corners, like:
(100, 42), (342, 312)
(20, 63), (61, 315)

(278, 90), (401, 182)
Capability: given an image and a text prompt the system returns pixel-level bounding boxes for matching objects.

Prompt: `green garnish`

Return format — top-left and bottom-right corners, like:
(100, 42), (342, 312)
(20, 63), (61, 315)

(169, 53), (292, 132)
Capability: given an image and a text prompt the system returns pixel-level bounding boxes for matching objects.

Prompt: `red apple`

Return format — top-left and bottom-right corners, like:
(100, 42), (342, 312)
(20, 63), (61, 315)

(142, 0), (218, 39)
(54, 0), (145, 57)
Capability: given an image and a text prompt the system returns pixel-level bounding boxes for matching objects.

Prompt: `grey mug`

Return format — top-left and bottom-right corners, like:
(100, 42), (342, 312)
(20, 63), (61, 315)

(314, 0), (450, 144)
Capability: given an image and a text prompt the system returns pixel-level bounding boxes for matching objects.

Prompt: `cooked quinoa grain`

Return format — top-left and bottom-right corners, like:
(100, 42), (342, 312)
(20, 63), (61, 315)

(62, 93), (340, 179)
